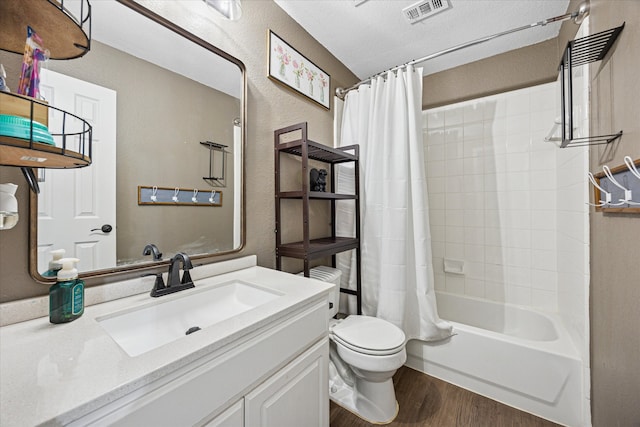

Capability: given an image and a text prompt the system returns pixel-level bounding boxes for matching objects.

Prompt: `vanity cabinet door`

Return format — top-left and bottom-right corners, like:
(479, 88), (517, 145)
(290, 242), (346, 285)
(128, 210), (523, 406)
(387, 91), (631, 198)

(244, 337), (329, 427)
(202, 399), (244, 427)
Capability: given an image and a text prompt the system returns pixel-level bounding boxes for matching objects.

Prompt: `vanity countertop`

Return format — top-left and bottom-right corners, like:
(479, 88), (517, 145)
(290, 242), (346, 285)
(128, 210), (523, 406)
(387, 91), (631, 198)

(0, 257), (332, 426)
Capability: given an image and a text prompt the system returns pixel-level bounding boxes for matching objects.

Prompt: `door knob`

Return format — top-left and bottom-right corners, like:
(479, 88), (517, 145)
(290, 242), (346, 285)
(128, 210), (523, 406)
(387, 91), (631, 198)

(91, 224), (113, 233)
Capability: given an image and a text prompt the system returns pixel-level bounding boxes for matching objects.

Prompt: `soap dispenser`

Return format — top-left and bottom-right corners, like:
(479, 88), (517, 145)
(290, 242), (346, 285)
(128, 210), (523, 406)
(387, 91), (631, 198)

(49, 258), (85, 324)
(42, 249), (66, 278)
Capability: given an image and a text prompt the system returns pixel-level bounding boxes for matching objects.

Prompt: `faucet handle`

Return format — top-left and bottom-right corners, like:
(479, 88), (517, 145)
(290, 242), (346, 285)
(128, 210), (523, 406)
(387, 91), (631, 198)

(142, 273), (166, 297)
(181, 270), (193, 286)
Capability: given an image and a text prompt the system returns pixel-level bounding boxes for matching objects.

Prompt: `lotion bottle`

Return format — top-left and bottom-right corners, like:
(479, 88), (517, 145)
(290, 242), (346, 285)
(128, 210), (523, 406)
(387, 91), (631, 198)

(49, 258), (85, 324)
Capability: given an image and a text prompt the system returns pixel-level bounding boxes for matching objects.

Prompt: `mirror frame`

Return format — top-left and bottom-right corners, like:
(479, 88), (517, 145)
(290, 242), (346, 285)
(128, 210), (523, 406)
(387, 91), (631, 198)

(29, 0), (246, 282)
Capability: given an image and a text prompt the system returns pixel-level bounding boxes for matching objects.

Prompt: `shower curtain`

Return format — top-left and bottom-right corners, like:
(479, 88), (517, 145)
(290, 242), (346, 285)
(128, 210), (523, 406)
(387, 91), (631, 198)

(335, 65), (451, 342)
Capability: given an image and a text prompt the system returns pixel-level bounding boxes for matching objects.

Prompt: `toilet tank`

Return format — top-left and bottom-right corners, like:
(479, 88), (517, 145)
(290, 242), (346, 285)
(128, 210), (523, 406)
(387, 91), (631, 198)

(298, 266), (342, 317)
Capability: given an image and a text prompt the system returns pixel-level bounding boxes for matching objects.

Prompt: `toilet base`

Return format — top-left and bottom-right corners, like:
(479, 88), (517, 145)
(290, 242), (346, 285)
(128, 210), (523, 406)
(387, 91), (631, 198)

(329, 360), (400, 424)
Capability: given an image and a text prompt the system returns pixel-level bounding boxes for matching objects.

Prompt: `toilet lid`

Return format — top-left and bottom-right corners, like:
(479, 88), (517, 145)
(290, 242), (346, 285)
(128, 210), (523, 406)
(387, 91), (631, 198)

(331, 315), (405, 356)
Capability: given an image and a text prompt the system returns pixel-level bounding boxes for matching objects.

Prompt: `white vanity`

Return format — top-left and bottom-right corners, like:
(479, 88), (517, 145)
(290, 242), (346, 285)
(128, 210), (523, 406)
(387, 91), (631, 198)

(0, 256), (333, 426)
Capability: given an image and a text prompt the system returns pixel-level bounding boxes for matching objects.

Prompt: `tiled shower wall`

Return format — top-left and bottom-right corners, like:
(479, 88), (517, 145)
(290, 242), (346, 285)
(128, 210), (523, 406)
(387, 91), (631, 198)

(423, 82), (589, 315)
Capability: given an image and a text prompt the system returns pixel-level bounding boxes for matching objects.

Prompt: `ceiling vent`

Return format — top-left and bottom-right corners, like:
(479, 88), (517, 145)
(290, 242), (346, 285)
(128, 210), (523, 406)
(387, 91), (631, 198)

(402, 0), (451, 24)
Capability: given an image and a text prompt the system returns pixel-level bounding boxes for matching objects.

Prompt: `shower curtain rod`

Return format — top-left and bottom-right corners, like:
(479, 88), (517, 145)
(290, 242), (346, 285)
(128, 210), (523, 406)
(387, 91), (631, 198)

(335, 2), (590, 98)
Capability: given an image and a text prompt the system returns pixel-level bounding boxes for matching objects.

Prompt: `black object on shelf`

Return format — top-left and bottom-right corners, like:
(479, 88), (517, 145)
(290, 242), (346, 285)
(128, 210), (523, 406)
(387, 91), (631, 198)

(274, 122), (362, 315)
(559, 23), (624, 148)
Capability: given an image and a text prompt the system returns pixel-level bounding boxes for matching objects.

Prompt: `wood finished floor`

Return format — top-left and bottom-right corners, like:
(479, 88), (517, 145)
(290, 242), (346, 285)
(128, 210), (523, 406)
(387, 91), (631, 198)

(329, 366), (560, 427)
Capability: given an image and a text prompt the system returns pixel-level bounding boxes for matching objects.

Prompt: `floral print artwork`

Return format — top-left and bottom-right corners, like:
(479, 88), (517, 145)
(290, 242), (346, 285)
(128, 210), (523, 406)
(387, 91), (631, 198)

(269, 31), (330, 109)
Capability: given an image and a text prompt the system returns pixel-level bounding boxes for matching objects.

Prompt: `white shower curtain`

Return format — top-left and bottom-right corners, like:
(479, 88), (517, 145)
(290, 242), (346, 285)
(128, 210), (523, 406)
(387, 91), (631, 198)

(335, 65), (452, 342)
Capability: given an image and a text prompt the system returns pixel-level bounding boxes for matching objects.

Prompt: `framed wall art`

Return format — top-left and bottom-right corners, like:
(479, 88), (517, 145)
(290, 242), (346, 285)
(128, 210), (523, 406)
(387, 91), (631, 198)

(268, 30), (331, 110)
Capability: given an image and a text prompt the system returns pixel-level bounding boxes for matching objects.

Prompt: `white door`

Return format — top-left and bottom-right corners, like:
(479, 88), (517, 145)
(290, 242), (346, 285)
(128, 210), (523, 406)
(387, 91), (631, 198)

(37, 69), (117, 273)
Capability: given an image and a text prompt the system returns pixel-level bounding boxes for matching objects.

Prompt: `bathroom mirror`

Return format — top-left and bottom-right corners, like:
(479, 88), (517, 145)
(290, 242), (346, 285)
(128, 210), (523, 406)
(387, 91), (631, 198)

(28, 0), (245, 279)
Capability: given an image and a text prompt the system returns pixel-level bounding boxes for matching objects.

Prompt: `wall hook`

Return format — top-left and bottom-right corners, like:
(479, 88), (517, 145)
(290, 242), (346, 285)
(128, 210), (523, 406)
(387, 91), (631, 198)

(209, 190), (217, 204)
(172, 187), (180, 202)
(603, 165), (634, 206)
(624, 156), (640, 180)
(192, 189), (198, 203)
(587, 172), (611, 207)
(150, 186), (158, 202)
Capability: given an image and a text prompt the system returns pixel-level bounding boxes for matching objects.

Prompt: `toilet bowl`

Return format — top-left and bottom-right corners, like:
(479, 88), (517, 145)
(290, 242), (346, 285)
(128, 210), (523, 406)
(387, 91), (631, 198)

(301, 266), (407, 424)
(329, 315), (406, 424)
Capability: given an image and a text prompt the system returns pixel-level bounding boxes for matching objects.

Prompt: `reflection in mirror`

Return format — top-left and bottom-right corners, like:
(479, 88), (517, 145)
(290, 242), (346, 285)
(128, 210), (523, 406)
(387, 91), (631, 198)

(29, 0), (244, 278)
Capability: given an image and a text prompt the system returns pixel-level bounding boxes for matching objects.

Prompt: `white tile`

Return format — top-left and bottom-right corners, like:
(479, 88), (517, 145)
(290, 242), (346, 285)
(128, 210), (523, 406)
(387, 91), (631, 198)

(465, 279), (486, 298)
(427, 177), (446, 194)
(446, 141), (464, 160)
(431, 225), (445, 242)
(466, 261), (485, 280)
(484, 281), (506, 302)
(426, 144), (445, 162)
(531, 289), (557, 311)
(445, 175), (464, 193)
(429, 209), (445, 226)
(532, 249), (557, 271)
(506, 171), (530, 191)
(445, 242), (465, 258)
(433, 257), (444, 274)
(446, 159), (464, 176)
(464, 103), (484, 123)
(463, 192), (485, 210)
(485, 245), (505, 265)
(464, 122), (484, 140)
(464, 209), (484, 228)
(464, 227), (485, 245)
(484, 227), (504, 247)
(507, 91), (531, 117)
(532, 229), (557, 251)
(506, 228), (531, 249)
(506, 285), (532, 306)
(505, 133), (532, 154)
(426, 111), (445, 129)
(431, 240), (445, 258)
(426, 160), (446, 178)
(504, 210), (531, 229)
(531, 190), (556, 210)
(434, 273), (446, 291)
(506, 113), (531, 135)
(445, 107), (464, 126)
(465, 245), (485, 263)
(446, 225), (465, 243)
(505, 247), (531, 268)
(506, 266), (531, 287)
(463, 174), (485, 192)
(446, 193), (464, 210)
(531, 269), (558, 291)
(485, 264), (506, 283)
(429, 193), (445, 209)
(445, 275), (465, 294)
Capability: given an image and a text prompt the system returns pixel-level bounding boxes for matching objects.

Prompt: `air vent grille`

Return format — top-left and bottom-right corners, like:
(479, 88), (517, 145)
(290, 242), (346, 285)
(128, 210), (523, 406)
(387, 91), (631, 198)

(403, 0), (451, 24)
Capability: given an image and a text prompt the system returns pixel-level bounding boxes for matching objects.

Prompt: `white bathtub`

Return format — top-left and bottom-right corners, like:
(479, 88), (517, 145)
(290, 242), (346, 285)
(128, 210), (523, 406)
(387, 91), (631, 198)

(405, 292), (584, 427)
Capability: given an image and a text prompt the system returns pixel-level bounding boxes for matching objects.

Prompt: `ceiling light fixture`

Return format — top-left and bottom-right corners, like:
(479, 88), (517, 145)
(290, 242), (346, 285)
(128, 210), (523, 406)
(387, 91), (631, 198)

(203, 0), (242, 20)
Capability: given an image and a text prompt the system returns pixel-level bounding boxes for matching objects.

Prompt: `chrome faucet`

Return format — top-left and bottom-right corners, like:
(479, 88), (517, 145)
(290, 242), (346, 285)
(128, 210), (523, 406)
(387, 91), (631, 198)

(146, 252), (195, 297)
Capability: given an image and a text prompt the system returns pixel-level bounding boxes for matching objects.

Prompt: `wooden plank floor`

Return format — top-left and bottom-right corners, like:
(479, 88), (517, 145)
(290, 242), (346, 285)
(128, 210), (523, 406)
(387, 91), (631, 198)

(330, 366), (560, 427)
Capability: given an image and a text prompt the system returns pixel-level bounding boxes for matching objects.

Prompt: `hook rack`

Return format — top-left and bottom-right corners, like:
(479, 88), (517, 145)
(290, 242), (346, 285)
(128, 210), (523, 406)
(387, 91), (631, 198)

(589, 157), (640, 212)
(138, 186), (222, 206)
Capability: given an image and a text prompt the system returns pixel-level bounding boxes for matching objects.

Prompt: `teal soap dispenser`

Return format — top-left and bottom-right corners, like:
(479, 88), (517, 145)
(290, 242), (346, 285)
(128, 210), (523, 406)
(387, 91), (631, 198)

(42, 249), (66, 278)
(49, 258), (85, 324)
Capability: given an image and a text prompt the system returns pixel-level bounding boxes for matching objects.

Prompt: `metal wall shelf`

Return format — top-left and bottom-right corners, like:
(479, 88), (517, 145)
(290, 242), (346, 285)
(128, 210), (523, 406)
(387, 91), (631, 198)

(559, 23), (625, 148)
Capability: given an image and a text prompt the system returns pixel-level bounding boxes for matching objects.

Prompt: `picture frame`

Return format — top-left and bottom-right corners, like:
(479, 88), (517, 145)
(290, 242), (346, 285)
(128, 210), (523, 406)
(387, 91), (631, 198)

(267, 30), (331, 110)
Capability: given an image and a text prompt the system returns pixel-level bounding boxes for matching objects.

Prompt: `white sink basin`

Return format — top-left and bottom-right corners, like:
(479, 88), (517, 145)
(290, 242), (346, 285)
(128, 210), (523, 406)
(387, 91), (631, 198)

(97, 280), (282, 357)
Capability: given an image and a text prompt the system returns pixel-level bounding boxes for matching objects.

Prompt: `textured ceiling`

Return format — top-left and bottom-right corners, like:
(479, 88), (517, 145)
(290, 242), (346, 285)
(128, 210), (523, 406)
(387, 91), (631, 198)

(274, 0), (571, 80)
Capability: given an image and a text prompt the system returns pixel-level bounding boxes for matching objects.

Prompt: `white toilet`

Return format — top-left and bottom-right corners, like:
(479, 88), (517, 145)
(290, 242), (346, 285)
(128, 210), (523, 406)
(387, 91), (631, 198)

(305, 266), (407, 424)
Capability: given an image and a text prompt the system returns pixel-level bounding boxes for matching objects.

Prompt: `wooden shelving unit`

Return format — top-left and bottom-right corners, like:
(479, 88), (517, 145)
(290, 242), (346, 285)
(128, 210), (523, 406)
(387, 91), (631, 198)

(274, 122), (362, 314)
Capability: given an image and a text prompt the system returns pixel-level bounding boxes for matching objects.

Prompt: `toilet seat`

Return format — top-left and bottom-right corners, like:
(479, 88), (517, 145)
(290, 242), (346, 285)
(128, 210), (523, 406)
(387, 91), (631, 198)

(331, 315), (406, 356)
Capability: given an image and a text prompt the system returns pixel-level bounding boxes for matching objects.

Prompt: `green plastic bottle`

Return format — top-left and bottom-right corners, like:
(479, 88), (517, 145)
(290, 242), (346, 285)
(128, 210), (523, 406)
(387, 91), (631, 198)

(49, 258), (85, 324)
(42, 249), (66, 278)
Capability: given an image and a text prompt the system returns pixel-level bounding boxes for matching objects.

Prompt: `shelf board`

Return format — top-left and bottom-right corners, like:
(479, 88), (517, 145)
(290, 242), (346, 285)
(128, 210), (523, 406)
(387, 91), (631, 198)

(0, 136), (91, 168)
(277, 140), (358, 164)
(0, 0), (90, 60)
(561, 23), (625, 69)
(277, 237), (359, 259)
(277, 191), (357, 200)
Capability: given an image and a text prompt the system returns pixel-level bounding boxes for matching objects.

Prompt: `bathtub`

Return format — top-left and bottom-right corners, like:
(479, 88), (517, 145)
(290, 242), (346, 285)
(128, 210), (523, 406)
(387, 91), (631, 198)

(405, 292), (584, 427)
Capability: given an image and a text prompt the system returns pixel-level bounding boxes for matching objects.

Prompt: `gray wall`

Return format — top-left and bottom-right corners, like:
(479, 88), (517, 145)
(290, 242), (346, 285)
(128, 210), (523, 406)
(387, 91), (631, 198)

(588, 1), (640, 425)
